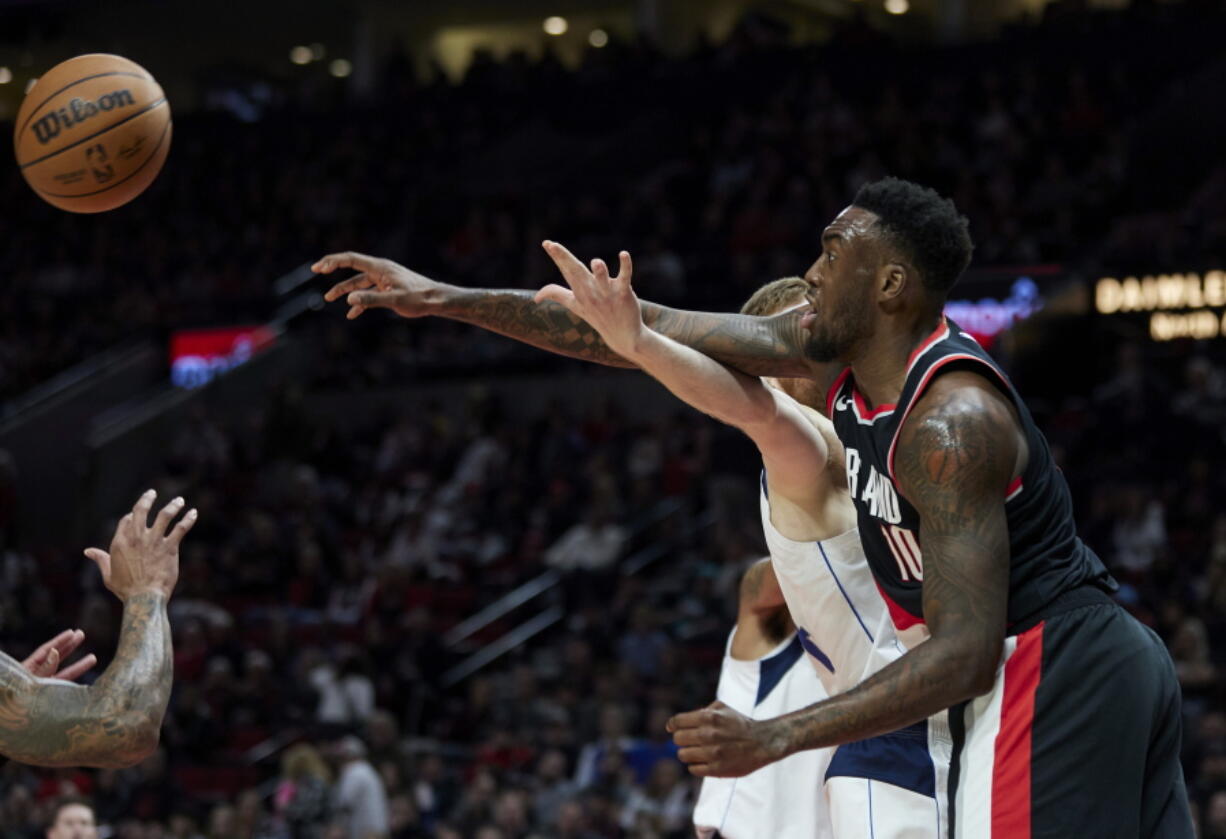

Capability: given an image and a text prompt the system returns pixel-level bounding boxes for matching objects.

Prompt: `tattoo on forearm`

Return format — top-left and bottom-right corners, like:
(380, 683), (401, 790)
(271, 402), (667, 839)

(446, 289), (637, 367)
(443, 289), (816, 377)
(0, 592), (172, 767)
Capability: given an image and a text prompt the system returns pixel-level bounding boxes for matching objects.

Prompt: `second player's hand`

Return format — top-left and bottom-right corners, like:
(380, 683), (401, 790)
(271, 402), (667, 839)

(537, 241), (645, 357)
(314, 251), (446, 320)
(667, 701), (786, 778)
(20, 629), (97, 681)
(85, 490), (197, 603)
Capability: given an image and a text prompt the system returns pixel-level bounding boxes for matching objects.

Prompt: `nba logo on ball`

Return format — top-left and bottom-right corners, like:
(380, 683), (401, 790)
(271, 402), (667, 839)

(13, 54), (172, 213)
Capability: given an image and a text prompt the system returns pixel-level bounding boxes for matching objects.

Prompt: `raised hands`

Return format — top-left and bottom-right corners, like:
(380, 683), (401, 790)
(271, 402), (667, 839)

(20, 630), (96, 682)
(85, 490), (197, 603)
(536, 241), (645, 358)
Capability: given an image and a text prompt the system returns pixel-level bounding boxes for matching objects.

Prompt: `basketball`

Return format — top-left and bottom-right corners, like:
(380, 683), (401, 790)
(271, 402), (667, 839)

(13, 53), (171, 213)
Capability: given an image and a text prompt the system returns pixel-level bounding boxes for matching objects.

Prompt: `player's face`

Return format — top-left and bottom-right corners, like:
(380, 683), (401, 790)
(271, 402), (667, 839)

(48, 805), (97, 839)
(801, 207), (879, 363)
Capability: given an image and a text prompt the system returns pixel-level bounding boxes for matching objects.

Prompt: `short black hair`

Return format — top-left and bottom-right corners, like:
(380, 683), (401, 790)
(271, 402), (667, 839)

(852, 177), (973, 296)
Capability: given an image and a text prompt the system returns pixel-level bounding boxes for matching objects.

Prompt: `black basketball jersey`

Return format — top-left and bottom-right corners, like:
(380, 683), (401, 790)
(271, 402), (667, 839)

(826, 317), (1115, 638)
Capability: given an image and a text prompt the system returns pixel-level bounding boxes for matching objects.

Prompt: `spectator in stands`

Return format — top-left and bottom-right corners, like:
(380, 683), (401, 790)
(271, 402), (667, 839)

(544, 504), (626, 572)
(45, 797), (97, 839)
(274, 743), (332, 839)
(329, 736), (389, 839)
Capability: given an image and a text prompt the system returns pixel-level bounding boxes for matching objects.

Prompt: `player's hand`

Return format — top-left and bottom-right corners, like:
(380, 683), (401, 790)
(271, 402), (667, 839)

(667, 701), (786, 778)
(536, 241), (645, 357)
(314, 251), (445, 320)
(85, 490), (197, 603)
(20, 629), (97, 681)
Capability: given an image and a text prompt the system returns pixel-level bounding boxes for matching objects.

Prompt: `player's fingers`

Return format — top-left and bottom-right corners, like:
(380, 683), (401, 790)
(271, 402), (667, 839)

(686, 764), (714, 778)
(667, 709), (707, 733)
(44, 647), (59, 672)
(41, 629), (76, 655)
(541, 241), (590, 283)
(152, 496), (185, 538)
(323, 273), (373, 302)
(54, 653), (97, 682)
(670, 727), (713, 748)
(616, 251), (633, 282)
(591, 258), (611, 285)
(312, 251), (379, 275)
(534, 284), (579, 311)
(347, 291), (399, 311)
(167, 509), (199, 547)
(346, 305), (365, 320)
(677, 746), (714, 765)
(131, 489), (156, 530)
(84, 548), (112, 579)
(53, 629), (85, 657)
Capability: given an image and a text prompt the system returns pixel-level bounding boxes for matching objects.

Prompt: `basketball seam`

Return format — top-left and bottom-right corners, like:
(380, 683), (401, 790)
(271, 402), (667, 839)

(19, 98), (169, 170)
(34, 117), (171, 201)
(17, 71), (153, 137)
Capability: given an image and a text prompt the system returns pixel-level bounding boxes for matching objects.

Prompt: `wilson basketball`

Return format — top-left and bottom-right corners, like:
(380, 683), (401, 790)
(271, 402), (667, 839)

(13, 54), (171, 213)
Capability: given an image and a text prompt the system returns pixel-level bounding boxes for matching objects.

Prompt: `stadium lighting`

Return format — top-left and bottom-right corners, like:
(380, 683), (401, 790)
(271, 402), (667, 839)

(544, 16), (569, 36)
(589, 29), (609, 48)
(885, 0), (909, 13)
(0, 68), (11, 85)
(329, 59), (352, 78)
(290, 46), (312, 65)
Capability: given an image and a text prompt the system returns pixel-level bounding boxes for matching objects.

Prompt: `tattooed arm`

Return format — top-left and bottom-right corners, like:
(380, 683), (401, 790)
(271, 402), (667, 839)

(312, 248), (820, 379)
(0, 491), (195, 768)
(668, 371), (1020, 776)
(0, 593), (171, 767)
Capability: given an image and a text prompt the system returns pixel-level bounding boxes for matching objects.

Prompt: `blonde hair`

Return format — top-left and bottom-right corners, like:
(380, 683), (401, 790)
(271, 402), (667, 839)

(739, 276), (808, 316)
(281, 743), (331, 783)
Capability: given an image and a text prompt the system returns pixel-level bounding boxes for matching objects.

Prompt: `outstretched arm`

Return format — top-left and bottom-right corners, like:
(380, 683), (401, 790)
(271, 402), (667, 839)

(538, 249), (847, 538)
(313, 247), (819, 379)
(668, 373), (1017, 776)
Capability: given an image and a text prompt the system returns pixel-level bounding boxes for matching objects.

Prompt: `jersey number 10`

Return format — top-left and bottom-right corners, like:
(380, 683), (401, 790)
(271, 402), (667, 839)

(881, 524), (924, 582)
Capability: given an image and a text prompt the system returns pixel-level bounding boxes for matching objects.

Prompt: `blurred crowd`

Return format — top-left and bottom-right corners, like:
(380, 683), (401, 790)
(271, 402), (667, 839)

(4, 1), (1226, 400)
(2, 0), (1226, 837)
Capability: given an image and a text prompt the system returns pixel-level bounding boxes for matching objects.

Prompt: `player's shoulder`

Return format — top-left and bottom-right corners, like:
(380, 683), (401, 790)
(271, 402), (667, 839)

(896, 370), (1020, 490)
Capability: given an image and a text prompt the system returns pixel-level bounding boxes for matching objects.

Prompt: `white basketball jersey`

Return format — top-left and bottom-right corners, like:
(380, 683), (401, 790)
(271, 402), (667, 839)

(760, 482), (906, 696)
(693, 630), (833, 839)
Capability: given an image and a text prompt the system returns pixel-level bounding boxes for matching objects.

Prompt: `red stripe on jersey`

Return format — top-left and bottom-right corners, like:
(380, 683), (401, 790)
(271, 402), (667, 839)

(991, 622), (1043, 838)
(905, 317), (951, 370)
(853, 387), (896, 420)
(873, 579), (925, 631)
(886, 353), (1014, 485)
(1006, 476), (1024, 501)
(826, 367), (852, 416)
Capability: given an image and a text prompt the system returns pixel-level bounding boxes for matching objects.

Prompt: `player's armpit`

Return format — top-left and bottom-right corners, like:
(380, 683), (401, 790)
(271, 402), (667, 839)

(0, 592), (172, 768)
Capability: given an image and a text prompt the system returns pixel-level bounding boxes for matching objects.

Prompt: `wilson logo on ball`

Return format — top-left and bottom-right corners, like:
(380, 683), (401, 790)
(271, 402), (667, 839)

(30, 89), (137, 144)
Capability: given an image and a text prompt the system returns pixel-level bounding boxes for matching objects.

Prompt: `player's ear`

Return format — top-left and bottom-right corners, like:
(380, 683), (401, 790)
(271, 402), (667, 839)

(877, 262), (908, 302)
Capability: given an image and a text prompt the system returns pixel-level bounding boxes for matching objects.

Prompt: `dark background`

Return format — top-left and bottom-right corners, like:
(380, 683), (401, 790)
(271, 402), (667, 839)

(0, 1), (1224, 837)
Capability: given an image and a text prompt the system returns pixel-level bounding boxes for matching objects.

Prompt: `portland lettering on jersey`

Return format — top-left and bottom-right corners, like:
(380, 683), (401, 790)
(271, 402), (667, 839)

(828, 317), (1115, 630)
(844, 446), (901, 525)
(31, 90), (137, 144)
